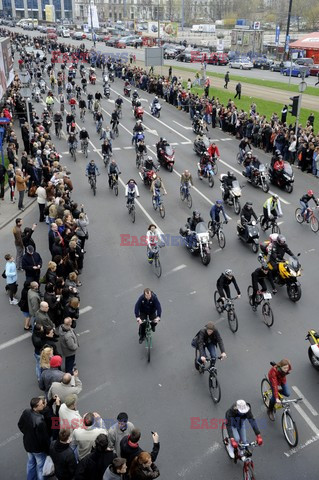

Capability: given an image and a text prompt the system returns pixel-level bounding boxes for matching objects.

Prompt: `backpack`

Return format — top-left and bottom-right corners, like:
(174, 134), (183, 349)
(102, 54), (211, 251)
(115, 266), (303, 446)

(191, 330), (201, 348)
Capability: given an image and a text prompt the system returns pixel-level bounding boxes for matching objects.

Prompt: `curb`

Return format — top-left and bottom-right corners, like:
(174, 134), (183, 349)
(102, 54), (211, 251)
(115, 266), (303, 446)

(0, 198), (37, 231)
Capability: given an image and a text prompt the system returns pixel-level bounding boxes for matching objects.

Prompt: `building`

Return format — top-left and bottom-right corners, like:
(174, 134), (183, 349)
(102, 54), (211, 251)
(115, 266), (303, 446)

(290, 32), (319, 63)
(230, 26), (264, 54)
(1, 0), (74, 20)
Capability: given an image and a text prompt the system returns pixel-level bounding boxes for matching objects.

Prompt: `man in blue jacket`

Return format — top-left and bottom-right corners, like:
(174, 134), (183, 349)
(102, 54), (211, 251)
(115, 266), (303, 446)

(134, 288), (162, 343)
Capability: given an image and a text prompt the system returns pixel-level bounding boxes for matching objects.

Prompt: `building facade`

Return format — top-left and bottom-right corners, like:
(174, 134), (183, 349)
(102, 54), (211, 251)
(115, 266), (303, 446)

(1, 0), (74, 20)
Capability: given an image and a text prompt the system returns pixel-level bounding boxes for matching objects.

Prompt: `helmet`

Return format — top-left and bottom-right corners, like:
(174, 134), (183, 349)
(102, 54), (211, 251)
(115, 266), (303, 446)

(278, 154), (283, 159)
(147, 156), (153, 162)
(308, 189), (314, 196)
(154, 96), (158, 101)
(227, 171), (234, 177)
(272, 194), (278, 199)
(216, 200), (223, 205)
(225, 269), (233, 277)
(277, 234), (286, 245)
(245, 201), (253, 209)
(261, 261), (269, 271)
(275, 149), (281, 156)
(44, 108), (48, 112)
(162, 138), (167, 143)
(247, 151), (252, 156)
(155, 179), (161, 188)
(137, 119), (142, 124)
(152, 173), (157, 180)
(36, 149), (42, 155)
(193, 210), (201, 219)
(81, 127), (86, 131)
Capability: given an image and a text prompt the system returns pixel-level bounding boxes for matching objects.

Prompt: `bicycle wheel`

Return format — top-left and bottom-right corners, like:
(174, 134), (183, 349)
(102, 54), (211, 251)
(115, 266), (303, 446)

(228, 309), (238, 333)
(218, 230), (226, 249)
(152, 197), (157, 211)
(311, 216), (319, 233)
(282, 411), (298, 447)
(221, 423), (234, 459)
(247, 286), (254, 306)
(154, 256), (162, 278)
(262, 301), (274, 327)
(187, 193), (192, 209)
(209, 372), (221, 403)
(261, 377), (271, 408)
(214, 290), (223, 314)
(114, 183), (118, 196)
(259, 215), (267, 232)
(180, 189), (185, 201)
(243, 462), (256, 480)
(160, 204), (165, 219)
(93, 181), (96, 196)
(295, 208), (304, 224)
(146, 335), (151, 363)
(73, 151), (76, 162)
(130, 205), (135, 223)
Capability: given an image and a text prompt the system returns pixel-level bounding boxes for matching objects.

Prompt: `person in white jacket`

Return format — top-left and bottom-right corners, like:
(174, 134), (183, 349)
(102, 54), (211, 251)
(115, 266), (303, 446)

(59, 394), (82, 432)
(146, 224), (161, 264)
(125, 179), (139, 207)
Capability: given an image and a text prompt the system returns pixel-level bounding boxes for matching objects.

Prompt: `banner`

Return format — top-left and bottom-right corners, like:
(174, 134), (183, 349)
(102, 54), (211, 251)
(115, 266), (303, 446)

(45, 5), (55, 22)
(164, 22), (178, 37)
(0, 38), (14, 100)
(88, 3), (99, 30)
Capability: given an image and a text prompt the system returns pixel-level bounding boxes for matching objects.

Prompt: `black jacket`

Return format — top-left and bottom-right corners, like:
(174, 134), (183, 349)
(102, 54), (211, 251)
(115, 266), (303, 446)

(225, 403), (260, 438)
(217, 273), (240, 295)
(134, 293), (162, 318)
(240, 206), (258, 224)
(196, 328), (225, 357)
(50, 440), (77, 480)
(75, 449), (116, 480)
(130, 462), (160, 480)
(120, 436), (160, 469)
(269, 242), (293, 262)
(252, 267), (275, 290)
(17, 409), (50, 454)
(32, 330), (44, 355)
(22, 252), (43, 279)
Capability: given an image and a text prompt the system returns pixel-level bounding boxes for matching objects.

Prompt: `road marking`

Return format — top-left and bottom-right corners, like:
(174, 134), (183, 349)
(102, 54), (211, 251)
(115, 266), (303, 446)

(220, 138), (232, 141)
(173, 120), (193, 130)
(144, 126), (158, 136)
(0, 432), (22, 449)
(214, 248), (222, 253)
(0, 333), (30, 352)
(181, 141), (192, 145)
(123, 146), (134, 150)
(163, 264), (187, 277)
(115, 283), (144, 298)
(292, 386), (318, 416)
(284, 434), (319, 458)
(79, 306), (93, 315)
(77, 329), (90, 337)
(293, 403), (319, 435)
(171, 142), (179, 146)
(277, 221), (284, 225)
(177, 443), (221, 477)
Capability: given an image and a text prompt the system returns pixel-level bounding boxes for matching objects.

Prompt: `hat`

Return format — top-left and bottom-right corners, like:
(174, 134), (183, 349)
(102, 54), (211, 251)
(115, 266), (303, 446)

(26, 245), (34, 254)
(236, 400), (249, 414)
(65, 394), (77, 408)
(117, 412), (128, 422)
(205, 321), (215, 331)
(50, 355), (62, 368)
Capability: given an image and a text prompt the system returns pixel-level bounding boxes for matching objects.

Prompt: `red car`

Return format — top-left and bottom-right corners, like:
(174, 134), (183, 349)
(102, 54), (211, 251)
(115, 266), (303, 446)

(309, 64), (319, 76)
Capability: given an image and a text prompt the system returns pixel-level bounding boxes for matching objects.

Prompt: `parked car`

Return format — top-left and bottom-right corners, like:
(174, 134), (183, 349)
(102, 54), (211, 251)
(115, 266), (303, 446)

(176, 51), (192, 63)
(270, 61), (282, 72)
(281, 66), (310, 77)
(253, 58), (273, 69)
(105, 36), (120, 47)
(309, 64), (319, 76)
(207, 53), (229, 65)
(295, 58), (314, 67)
(229, 58), (253, 69)
(164, 48), (179, 59)
(72, 31), (86, 40)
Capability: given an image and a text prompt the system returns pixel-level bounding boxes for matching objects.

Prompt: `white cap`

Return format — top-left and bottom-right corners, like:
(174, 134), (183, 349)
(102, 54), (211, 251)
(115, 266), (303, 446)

(236, 400), (249, 414)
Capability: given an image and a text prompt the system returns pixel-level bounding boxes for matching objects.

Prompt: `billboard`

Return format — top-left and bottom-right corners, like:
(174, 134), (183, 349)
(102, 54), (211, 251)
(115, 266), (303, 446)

(45, 5), (56, 22)
(0, 38), (14, 101)
(164, 22), (178, 37)
(88, 3), (99, 29)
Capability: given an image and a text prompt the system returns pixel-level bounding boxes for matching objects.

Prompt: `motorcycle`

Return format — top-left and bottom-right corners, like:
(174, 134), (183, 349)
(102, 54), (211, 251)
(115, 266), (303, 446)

(237, 220), (260, 253)
(157, 145), (175, 172)
(124, 85), (131, 97)
(104, 84), (110, 99)
(89, 73), (96, 85)
(306, 330), (319, 370)
(268, 162), (294, 193)
(193, 135), (210, 156)
(244, 163), (270, 193)
(139, 164), (159, 186)
(134, 105), (144, 121)
(179, 221), (211, 266)
(219, 174), (242, 215)
(39, 79), (46, 94)
(192, 119), (206, 135)
(109, 72), (114, 83)
(197, 162), (215, 188)
(151, 103), (161, 118)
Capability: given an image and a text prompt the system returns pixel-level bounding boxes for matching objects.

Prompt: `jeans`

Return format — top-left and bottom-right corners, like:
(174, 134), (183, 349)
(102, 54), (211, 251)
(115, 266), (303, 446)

(16, 245), (23, 269)
(34, 353), (41, 382)
(269, 382), (291, 410)
(139, 313), (157, 339)
(65, 355), (75, 374)
(27, 452), (46, 480)
(197, 343), (217, 364)
(18, 190), (25, 209)
(232, 422), (247, 444)
(300, 201), (308, 217)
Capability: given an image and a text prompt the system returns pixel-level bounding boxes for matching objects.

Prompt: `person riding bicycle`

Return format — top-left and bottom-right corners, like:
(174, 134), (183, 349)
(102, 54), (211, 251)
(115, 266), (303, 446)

(150, 175), (167, 197)
(53, 111), (63, 136)
(261, 194), (282, 228)
(251, 262), (276, 311)
(210, 200), (228, 234)
(225, 400), (263, 458)
(95, 111), (104, 132)
(180, 170), (193, 189)
(75, 84), (82, 98)
(300, 190), (319, 221)
(238, 137), (252, 164)
(238, 202), (258, 241)
(69, 96), (77, 110)
(81, 76), (87, 91)
(111, 110), (119, 131)
(115, 95), (123, 110)
(85, 160), (100, 181)
(216, 270), (241, 305)
(125, 179), (140, 207)
(87, 92), (94, 109)
(207, 142), (220, 160)
(65, 112), (75, 134)
(79, 98), (87, 111)
(136, 139), (147, 157)
(267, 359), (292, 421)
(68, 133), (78, 154)
(192, 321), (226, 368)
(222, 171), (237, 202)
(93, 99), (100, 115)
(267, 235), (295, 277)
(146, 224), (161, 265)
(134, 288), (162, 344)
(107, 159), (120, 188)
(45, 93), (54, 109)
(102, 139), (112, 159)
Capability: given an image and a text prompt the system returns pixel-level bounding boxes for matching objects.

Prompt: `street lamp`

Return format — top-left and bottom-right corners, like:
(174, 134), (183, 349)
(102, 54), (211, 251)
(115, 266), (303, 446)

(18, 71), (33, 142)
(295, 66), (308, 137)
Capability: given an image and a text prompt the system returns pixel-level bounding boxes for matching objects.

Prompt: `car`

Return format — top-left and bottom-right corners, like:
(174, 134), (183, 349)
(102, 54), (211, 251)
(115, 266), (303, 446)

(270, 61), (282, 72)
(229, 58), (253, 69)
(176, 51), (192, 62)
(62, 29), (70, 38)
(295, 58), (314, 67)
(207, 53), (229, 65)
(72, 31), (86, 40)
(253, 58), (273, 70)
(105, 36), (120, 47)
(47, 32), (57, 40)
(281, 66), (310, 77)
(309, 64), (319, 76)
(164, 48), (179, 59)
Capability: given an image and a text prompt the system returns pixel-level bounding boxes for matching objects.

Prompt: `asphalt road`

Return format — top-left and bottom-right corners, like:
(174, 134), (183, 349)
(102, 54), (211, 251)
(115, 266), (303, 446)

(0, 54), (319, 479)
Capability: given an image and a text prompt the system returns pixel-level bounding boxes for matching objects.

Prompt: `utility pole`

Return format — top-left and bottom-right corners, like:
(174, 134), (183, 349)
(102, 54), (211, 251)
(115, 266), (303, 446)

(157, 0), (160, 47)
(182, 0), (184, 32)
(284, 0), (293, 60)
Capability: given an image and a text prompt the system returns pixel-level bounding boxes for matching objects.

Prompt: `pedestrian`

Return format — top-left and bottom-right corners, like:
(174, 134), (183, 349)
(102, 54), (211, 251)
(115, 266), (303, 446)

(39, 355), (64, 397)
(41, 327), (61, 355)
(315, 72), (319, 86)
(22, 245), (42, 283)
(50, 428), (77, 480)
(168, 66), (172, 78)
(281, 105), (288, 123)
(234, 82), (241, 99)
(58, 316), (80, 373)
(35, 182), (47, 222)
(48, 371), (82, 403)
(103, 457), (128, 480)
(18, 280), (32, 330)
(0, 162), (6, 200)
(17, 397), (50, 480)
(22, 224), (37, 253)
(308, 112), (315, 127)
(108, 412), (135, 456)
(58, 393), (83, 432)
(129, 451), (160, 479)
(204, 77), (210, 98)
(4, 253), (19, 305)
(72, 412), (108, 460)
(13, 217), (24, 270)
(28, 281), (41, 324)
(32, 324), (44, 381)
(224, 71), (230, 89)
(15, 168), (30, 211)
(7, 163), (16, 203)
(75, 211), (89, 249)
(120, 429), (160, 470)
(75, 433), (116, 480)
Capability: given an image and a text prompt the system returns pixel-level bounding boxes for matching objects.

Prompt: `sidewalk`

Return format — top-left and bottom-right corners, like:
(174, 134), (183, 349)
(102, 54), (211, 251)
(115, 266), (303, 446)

(0, 193), (36, 230)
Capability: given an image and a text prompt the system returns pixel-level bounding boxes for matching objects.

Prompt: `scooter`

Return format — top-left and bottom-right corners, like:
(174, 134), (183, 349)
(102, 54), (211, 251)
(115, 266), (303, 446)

(197, 162), (215, 188)
(157, 145), (175, 172)
(179, 221), (211, 266)
(237, 220), (260, 253)
(104, 84), (110, 99)
(124, 85), (131, 97)
(268, 162), (294, 193)
(151, 103), (161, 118)
(139, 164), (160, 187)
(193, 135), (210, 156)
(89, 73), (96, 85)
(220, 174), (242, 215)
(134, 105), (144, 121)
(39, 79), (46, 94)
(306, 330), (319, 370)
(243, 163), (270, 193)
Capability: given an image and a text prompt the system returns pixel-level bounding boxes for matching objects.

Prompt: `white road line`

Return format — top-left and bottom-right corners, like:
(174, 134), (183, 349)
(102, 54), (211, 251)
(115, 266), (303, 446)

(0, 432), (22, 449)
(79, 306), (93, 315)
(123, 146), (134, 150)
(177, 443), (221, 477)
(163, 264), (187, 277)
(115, 283), (144, 298)
(181, 141), (192, 145)
(171, 142), (179, 146)
(77, 329), (90, 337)
(292, 386), (318, 416)
(0, 333), (30, 352)
(112, 147), (121, 151)
(173, 120), (193, 130)
(293, 403), (319, 435)
(284, 434), (319, 458)
(277, 221), (284, 225)
(220, 138), (232, 141)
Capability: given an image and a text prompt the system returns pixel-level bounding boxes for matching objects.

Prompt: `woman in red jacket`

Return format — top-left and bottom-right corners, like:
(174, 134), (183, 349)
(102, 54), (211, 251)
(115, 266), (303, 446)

(268, 358), (291, 421)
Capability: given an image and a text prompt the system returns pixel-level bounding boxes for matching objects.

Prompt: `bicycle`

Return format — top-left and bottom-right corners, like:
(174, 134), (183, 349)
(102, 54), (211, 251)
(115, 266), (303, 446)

(136, 151), (146, 169)
(70, 103), (76, 115)
(247, 286), (274, 327)
(127, 196), (136, 223)
(180, 182), (192, 209)
(142, 316), (153, 363)
(88, 174), (97, 196)
(208, 220), (226, 249)
(103, 153), (111, 168)
(148, 244), (162, 278)
(295, 206), (319, 233)
(194, 354), (221, 403)
(109, 174), (118, 196)
(96, 120), (102, 135)
(60, 103), (65, 116)
(222, 424), (258, 480)
(112, 122), (119, 138)
(55, 122), (62, 139)
(259, 214), (281, 234)
(214, 293), (239, 333)
(152, 189), (165, 219)
(115, 105), (122, 119)
(80, 108), (86, 122)
(261, 370), (302, 447)
(81, 140), (88, 158)
(47, 103), (54, 116)
(70, 145), (77, 162)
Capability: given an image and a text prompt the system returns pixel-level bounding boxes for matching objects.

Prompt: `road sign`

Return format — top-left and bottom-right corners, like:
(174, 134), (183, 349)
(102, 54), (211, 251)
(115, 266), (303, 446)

(275, 25), (280, 45)
(285, 35), (290, 53)
(145, 47), (163, 67)
(253, 21), (261, 30)
(0, 117), (10, 124)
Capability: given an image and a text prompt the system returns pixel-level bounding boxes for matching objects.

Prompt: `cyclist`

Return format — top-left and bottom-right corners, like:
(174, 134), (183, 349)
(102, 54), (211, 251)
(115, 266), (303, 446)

(115, 95), (123, 113)
(45, 93), (54, 111)
(87, 92), (94, 110)
(210, 200), (228, 234)
(238, 137), (252, 164)
(93, 99), (100, 118)
(221, 171), (237, 202)
(79, 127), (89, 148)
(107, 159), (121, 188)
(146, 224), (161, 264)
(300, 190), (319, 221)
(65, 111), (75, 134)
(53, 111), (63, 136)
(134, 288), (161, 344)
(59, 93), (65, 114)
(225, 400), (263, 458)
(110, 109), (119, 133)
(102, 139), (112, 160)
(136, 138), (147, 161)
(125, 179), (139, 207)
(75, 84), (82, 100)
(180, 169), (193, 194)
(95, 111), (104, 133)
(267, 359), (292, 421)
(79, 98), (87, 118)
(192, 321), (226, 368)
(216, 270), (241, 305)
(81, 76), (87, 93)
(67, 132), (78, 155)
(261, 194), (282, 228)
(69, 96), (77, 113)
(85, 159), (100, 182)
(150, 175), (167, 197)
(251, 262), (276, 311)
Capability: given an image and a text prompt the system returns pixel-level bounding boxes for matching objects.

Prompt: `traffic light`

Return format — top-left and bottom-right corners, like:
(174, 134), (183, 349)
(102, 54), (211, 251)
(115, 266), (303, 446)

(289, 96), (300, 117)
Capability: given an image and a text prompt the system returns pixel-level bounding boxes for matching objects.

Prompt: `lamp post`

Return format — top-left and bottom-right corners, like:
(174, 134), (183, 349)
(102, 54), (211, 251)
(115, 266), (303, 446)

(157, 0), (160, 47)
(18, 71), (32, 142)
(294, 69), (307, 137)
(284, 0), (293, 61)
